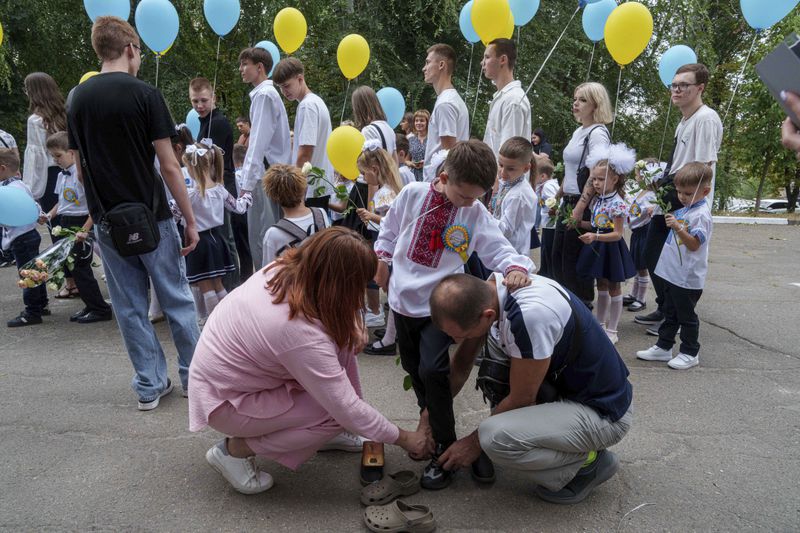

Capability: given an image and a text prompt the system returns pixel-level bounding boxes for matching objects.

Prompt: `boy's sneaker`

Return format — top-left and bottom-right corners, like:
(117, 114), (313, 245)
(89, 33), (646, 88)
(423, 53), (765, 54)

(365, 311), (385, 328)
(668, 352), (699, 370)
(7, 312), (43, 328)
(205, 440), (274, 494)
(421, 443), (454, 490)
(634, 310), (664, 325)
(627, 300), (646, 312)
(535, 450), (619, 504)
(622, 294), (636, 306)
(137, 379), (174, 411)
(636, 345), (672, 362)
(319, 431), (364, 452)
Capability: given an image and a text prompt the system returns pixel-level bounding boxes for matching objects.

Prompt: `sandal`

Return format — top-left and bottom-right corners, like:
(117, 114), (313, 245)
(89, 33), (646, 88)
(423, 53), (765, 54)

(361, 470), (421, 506)
(364, 500), (436, 533)
(55, 287), (80, 299)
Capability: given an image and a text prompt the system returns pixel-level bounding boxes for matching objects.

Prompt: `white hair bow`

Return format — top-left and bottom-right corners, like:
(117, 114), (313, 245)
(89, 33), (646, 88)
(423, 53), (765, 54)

(185, 144), (208, 165)
(585, 143), (637, 176)
(363, 139), (382, 152)
(174, 123), (187, 132)
(199, 138), (214, 149)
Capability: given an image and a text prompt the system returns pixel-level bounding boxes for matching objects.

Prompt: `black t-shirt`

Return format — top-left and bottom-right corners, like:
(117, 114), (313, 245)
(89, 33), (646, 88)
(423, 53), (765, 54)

(198, 110), (236, 196)
(67, 72), (173, 221)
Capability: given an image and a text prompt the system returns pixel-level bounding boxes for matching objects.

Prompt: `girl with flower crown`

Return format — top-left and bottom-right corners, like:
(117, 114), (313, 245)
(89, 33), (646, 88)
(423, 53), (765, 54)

(575, 143), (637, 344)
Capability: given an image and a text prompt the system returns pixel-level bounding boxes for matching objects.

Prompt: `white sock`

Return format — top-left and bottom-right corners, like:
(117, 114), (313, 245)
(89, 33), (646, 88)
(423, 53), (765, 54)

(215, 288), (228, 301)
(607, 295), (623, 333)
(377, 309), (397, 346)
(595, 290), (610, 327)
(635, 276), (649, 303)
(629, 278), (640, 298)
(203, 291), (220, 317)
(192, 286), (206, 318)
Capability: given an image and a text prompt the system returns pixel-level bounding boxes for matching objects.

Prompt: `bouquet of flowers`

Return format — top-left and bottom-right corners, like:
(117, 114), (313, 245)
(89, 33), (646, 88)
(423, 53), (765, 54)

(17, 226), (86, 291)
(303, 162), (361, 215)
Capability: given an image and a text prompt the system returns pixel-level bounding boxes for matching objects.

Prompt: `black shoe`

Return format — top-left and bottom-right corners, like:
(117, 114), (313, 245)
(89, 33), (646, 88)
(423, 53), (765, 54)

(622, 294), (636, 306)
(76, 310), (113, 323)
(70, 308), (90, 322)
(7, 312), (43, 327)
(421, 443), (454, 490)
(535, 450), (619, 505)
(363, 340), (397, 356)
(373, 328), (386, 340)
(471, 451), (495, 483)
(627, 300), (646, 312)
(41, 308), (52, 316)
(634, 310), (664, 325)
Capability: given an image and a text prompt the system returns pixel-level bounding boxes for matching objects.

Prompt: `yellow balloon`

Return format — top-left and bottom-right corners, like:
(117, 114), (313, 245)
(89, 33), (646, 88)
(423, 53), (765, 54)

(0, 21), (4, 47)
(273, 7), (307, 54)
(501, 11), (515, 39)
(327, 125), (365, 181)
(604, 2), (653, 66)
(79, 71), (100, 84)
(337, 34), (370, 80)
(158, 43), (173, 56)
(472, 0), (512, 45)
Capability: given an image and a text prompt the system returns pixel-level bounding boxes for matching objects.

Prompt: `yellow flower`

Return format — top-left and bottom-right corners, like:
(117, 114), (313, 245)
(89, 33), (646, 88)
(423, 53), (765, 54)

(17, 280), (26, 288)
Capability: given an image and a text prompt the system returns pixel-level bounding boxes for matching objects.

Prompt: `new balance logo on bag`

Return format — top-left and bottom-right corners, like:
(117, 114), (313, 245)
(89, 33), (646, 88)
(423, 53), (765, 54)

(127, 232), (142, 245)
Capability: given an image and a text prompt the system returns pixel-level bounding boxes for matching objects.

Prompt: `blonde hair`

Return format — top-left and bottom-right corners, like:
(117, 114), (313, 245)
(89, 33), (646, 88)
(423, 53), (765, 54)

(0, 148), (20, 172)
(262, 164), (307, 208)
(675, 162), (712, 189)
(358, 148), (402, 195)
(182, 143), (224, 197)
(575, 82), (613, 125)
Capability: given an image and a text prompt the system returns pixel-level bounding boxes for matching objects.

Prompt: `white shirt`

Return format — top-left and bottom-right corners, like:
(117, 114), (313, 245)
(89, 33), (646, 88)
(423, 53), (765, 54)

(262, 208), (330, 266)
(240, 80), (291, 192)
(1, 178), (38, 248)
(423, 89), (470, 181)
(654, 200), (712, 290)
(670, 105), (723, 199)
(368, 184), (397, 232)
(188, 184), (250, 232)
(55, 165), (88, 216)
(538, 179), (560, 229)
(399, 165), (416, 186)
(22, 114), (55, 200)
(561, 125), (610, 195)
(493, 177), (537, 255)
(362, 120), (396, 155)
(374, 181), (535, 317)
(483, 80), (532, 159)
(0, 129), (16, 149)
(626, 189), (656, 230)
(292, 93), (334, 199)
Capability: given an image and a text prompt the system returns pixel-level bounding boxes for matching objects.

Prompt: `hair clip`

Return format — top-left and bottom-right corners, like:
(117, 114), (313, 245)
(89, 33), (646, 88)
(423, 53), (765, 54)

(175, 123), (187, 132)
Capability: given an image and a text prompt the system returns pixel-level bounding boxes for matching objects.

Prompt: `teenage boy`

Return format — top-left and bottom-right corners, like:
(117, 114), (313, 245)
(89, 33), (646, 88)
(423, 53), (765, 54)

(636, 64), (722, 333)
(482, 39), (531, 160)
(238, 47), (291, 270)
(493, 137), (537, 255)
(374, 139), (535, 490)
(421, 44), (470, 182)
(272, 57), (334, 207)
(637, 163), (713, 370)
(67, 16), (200, 410)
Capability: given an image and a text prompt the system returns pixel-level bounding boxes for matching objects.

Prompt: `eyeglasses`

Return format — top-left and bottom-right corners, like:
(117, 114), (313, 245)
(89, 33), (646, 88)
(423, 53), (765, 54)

(128, 43), (143, 58)
(670, 82), (698, 92)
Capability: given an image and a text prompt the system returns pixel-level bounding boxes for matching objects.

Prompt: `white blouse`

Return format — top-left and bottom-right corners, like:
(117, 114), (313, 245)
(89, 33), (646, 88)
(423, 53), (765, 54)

(187, 184), (251, 232)
(22, 114), (55, 200)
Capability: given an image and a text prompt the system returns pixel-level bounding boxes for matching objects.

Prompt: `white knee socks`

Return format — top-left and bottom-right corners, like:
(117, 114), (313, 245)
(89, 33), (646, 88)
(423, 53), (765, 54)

(375, 309), (397, 347)
(596, 290), (610, 327)
(607, 295), (623, 334)
(635, 275), (649, 303)
(216, 288), (228, 302)
(192, 286), (206, 318)
(203, 291), (220, 317)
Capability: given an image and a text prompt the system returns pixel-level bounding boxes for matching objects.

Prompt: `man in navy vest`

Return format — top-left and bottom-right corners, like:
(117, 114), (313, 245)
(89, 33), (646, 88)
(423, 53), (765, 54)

(430, 273), (632, 504)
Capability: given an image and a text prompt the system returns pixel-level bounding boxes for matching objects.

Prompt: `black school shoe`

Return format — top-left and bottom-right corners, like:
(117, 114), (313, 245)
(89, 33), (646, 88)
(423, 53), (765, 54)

(7, 312), (43, 327)
(70, 308), (90, 322)
(535, 450), (619, 505)
(622, 294), (636, 306)
(77, 310), (113, 324)
(363, 340), (396, 356)
(634, 310), (664, 325)
(421, 443), (454, 490)
(373, 328), (386, 339)
(471, 451), (496, 483)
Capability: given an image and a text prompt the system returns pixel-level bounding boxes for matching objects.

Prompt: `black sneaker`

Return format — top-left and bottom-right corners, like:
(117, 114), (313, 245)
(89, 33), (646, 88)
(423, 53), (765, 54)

(70, 308), (90, 322)
(421, 443), (454, 490)
(535, 450), (619, 505)
(634, 310), (664, 325)
(7, 312), (43, 327)
(622, 294), (636, 306)
(41, 308), (52, 316)
(76, 310), (113, 324)
(471, 451), (495, 483)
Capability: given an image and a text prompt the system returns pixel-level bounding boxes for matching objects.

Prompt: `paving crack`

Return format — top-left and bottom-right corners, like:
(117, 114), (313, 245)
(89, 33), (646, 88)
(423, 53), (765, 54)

(701, 318), (799, 360)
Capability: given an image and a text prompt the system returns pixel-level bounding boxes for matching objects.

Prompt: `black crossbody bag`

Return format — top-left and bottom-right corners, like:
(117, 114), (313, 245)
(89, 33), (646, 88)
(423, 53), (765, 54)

(575, 125), (607, 193)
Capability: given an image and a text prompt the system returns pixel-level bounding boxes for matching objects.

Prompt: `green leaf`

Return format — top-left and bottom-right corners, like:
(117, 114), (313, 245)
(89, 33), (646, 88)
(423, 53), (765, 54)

(402, 375), (413, 391)
(315, 186), (325, 197)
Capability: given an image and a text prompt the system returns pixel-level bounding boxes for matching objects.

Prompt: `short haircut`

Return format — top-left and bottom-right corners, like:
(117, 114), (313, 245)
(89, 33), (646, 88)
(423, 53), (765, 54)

(488, 38), (517, 70)
(430, 274), (494, 331)
(0, 148), (20, 172)
(414, 109), (430, 123)
(189, 77), (213, 94)
(537, 157), (555, 178)
(427, 43), (456, 75)
(676, 63), (709, 87)
(674, 162), (713, 189)
(45, 131), (69, 152)
(444, 140), (497, 190)
(395, 133), (410, 154)
(263, 164), (307, 208)
(499, 136), (533, 163)
(238, 47), (273, 76)
(272, 57), (305, 84)
(235, 116), (250, 125)
(91, 16), (139, 62)
(575, 82), (614, 125)
(232, 143), (247, 166)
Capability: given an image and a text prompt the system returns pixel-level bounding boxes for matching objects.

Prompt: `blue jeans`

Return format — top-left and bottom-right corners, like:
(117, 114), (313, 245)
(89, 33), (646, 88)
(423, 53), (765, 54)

(95, 218), (199, 401)
(11, 229), (48, 316)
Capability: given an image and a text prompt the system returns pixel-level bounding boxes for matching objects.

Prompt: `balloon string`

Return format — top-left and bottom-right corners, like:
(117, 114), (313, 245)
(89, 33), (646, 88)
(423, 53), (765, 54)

(586, 42), (596, 81)
(466, 43), (474, 97)
(521, 4), (580, 101)
(472, 72), (483, 129)
(340, 79), (351, 124)
(722, 31), (759, 127)
(155, 54), (160, 88)
(658, 97), (673, 162)
(208, 36), (222, 141)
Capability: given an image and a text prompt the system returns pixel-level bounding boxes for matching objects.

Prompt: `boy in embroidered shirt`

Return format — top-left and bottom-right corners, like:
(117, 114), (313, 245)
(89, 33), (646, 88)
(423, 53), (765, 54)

(636, 162), (713, 370)
(493, 136), (537, 256)
(374, 139), (534, 490)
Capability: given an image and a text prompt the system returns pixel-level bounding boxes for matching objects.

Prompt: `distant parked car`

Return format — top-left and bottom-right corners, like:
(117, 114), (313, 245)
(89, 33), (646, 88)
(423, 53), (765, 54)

(758, 199), (799, 213)
(727, 198), (755, 212)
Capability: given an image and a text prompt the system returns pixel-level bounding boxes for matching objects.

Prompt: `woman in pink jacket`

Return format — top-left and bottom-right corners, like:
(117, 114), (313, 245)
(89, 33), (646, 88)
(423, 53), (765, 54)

(189, 227), (432, 494)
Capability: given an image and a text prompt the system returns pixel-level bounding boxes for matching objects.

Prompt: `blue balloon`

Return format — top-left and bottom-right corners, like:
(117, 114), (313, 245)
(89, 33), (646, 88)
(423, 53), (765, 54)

(658, 45), (698, 88)
(186, 109), (201, 140)
(254, 41), (281, 77)
(84, 0), (130, 21)
(508, 0), (540, 26)
(203, 0), (240, 37)
(741, 0), (799, 30)
(0, 187), (39, 227)
(376, 87), (406, 130)
(579, 0), (603, 7)
(459, 1), (480, 44)
(134, 0), (179, 54)
(582, 0), (616, 42)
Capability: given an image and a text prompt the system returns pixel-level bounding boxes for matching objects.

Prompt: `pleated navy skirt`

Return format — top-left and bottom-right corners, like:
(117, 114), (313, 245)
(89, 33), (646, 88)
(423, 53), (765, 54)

(186, 226), (235, 283)
(577, 234), (636, 282)
(629, 225), (649, 271)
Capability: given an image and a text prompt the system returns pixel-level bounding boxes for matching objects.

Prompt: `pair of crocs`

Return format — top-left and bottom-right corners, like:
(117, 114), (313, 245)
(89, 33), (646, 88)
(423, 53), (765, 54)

(362, 471), (436, 532)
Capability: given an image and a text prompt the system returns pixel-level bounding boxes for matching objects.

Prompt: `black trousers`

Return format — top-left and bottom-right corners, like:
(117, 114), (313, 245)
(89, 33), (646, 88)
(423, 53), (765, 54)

(54, 215), (110, 314)
(394, 312), (456, 445)
(11, 229), (47, 316)
(644, 214), (670, 312)
(230, 212), (252, 282)
(538, 228), (555, 279)
(552, 207), (594, 303)
(656, 282), (702, 356)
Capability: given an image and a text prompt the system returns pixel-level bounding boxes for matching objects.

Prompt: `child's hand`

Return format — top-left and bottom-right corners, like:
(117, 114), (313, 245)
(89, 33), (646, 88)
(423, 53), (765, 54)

(356, 208), (371, 224)
(503, 270), (531, 292)
(37, 214), (49, 225)
(665, 214), (679, 230)
(75, 231), (89, 243)
(646, 206), (654, 216)
(579, 232), (596, 244)
(374, 260), (390, 291)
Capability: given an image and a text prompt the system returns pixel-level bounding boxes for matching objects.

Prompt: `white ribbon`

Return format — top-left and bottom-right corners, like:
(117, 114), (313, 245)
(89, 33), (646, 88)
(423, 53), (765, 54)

(362, 138), (382, 152)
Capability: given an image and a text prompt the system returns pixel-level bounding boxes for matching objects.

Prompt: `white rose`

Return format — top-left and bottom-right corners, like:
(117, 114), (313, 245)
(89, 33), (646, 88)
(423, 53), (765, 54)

(545, 198), (557, 209)
(46, 282), (59, 291)
(301, 162), (313, 175)
(51, 225), (63, 236)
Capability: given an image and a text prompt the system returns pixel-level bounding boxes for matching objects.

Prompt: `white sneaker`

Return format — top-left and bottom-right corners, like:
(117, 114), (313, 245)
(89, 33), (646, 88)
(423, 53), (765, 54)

(205, 441), (274, 494)
(668, 352), (699, 370)
(636, 345), (672, 362)
(365, 311), (385, 328)
(318, 431), (364, 452)
(605, 329), (619, 345)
